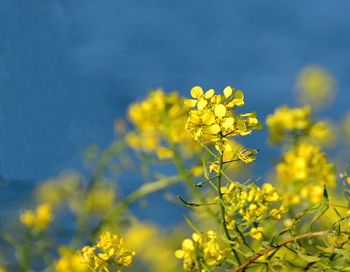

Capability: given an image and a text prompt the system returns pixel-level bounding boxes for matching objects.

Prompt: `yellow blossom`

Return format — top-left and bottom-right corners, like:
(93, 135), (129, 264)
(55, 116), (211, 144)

(54, 247), (90, 272)
(250, 227), (264, 240)
(296, 66), (335, 110)
(175, 230), (225, 271)
(80, 231), (134, 272)
(221, 182), (285, 229)
(185, 86), (261, 153)
(126, 89), (199, 159)
(266, 105), (311, 144)
(276, 143), (336, 203)
(20, 203), (53, 232)
(124, 222), (177, 272)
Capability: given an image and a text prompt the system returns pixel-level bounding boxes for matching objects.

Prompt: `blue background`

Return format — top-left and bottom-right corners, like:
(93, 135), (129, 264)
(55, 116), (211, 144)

(1, 1), (350, 224)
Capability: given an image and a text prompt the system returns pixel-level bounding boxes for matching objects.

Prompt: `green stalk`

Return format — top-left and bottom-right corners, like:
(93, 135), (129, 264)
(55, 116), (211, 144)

(217, 152), (241, 265)
(172, 148), (217, 219)
(91, 175), (181, 238)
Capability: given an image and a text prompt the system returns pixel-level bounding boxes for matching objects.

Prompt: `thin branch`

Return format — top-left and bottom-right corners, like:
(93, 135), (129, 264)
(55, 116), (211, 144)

(234, 230), (335, 272)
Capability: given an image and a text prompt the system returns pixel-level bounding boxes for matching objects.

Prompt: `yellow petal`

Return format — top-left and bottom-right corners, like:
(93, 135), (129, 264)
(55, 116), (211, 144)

(222, 117), (234, 130)
(223, 86), (234, 98)
(237, 119), (247, 132)
(202, 111), (215, 125)
(214, 104), (226, 118)
(197, 98), (208, 110)
(204, 89), (215, 99)
(184, 99), (197, 107)
(191, 86), (203, 98)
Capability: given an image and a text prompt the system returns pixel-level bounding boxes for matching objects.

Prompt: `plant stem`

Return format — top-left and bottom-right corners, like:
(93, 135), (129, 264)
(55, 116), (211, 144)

(234, 230), (335, 272)
(217, 152), (241, 265)
(91, 175), (181, 238)
(172, 148), (217, 218)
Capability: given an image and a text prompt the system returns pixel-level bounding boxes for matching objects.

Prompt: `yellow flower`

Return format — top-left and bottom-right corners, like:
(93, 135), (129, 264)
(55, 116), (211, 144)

(175, 230), (225, 271)
(266, 105), (311, 144)
(250, 227), (264, 240)
(55, 247), (90, 272)
(20, 203), (53, 232)
(85, 185), (115, 214)
(276, 143), (336, 197)
(296, 66), (335, 110)
(80, 231), (134, 272)
(185, 86), (261, 153)
(221, 182), (285, 228)
(126, 89), (199, 159)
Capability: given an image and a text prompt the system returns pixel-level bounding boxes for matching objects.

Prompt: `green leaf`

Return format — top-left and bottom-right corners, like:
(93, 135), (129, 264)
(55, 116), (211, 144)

(310, 185), (329, 231)
(297, 252), (321, 262)
(183, 216), (201, 233)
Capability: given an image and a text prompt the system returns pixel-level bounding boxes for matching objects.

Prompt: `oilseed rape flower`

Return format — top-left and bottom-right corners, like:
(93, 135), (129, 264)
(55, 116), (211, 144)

(276, 143), (336, 203)
(126, 89), (198, 159)
(55, 247), (90, 272)
(124, 222), (177, 271)
(80, 231), (134, 272)
(185, 86), (261, 153)
(20, 203), (53, 232)
(175, 230), (225, 271)
(250, 226), (264, 240)
(220, 182), (286, 229)
(296, 66), (335, 110)
(266, 105), (311, 144)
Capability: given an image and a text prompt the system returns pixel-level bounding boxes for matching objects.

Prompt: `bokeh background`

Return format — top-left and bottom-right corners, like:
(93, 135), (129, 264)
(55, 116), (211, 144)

(1, 1), (350, 226)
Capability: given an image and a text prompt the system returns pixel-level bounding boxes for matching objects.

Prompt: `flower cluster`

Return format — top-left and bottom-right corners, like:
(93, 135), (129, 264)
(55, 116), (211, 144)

(185, 86), (261, 153)
(266, 105), (334, 146)
(221, 182), (286, 238)
(55, 247), (90, 272)
(175, 230), (225, 271)
(123, 222), (177, 271)
(276, 143), (336, 204)
(126, 89), (198, 159)
(296, 66), (335, 110)
(20, 203), (53, 232)
(266, 105), (311, 144)
(80, 231), (134, 272)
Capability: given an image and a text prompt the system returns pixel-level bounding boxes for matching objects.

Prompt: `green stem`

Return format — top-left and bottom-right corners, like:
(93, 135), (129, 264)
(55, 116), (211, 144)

(172, 148), (217, 218)
(217, 152), (241, 265)
(21, 230), (32, 271)
(234, 230), (335, 272)
(91, 175), (181, 238)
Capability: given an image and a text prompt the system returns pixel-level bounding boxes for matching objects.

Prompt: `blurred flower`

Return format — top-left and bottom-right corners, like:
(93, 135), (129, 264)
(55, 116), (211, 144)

(54, 247), (89, 272)
(84, 185), (116, 214)
(126, 89), (200, 160)
(35, 172), (82, 207)
(276, 143), (336, 204)
(266, 105), (336, 147)
(296, 66), (336, 110)
(266, 105), (311, 144)
(124, 222), (177, 271)
(20, 203), (53, 232)
(250, 226), (264, 240)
